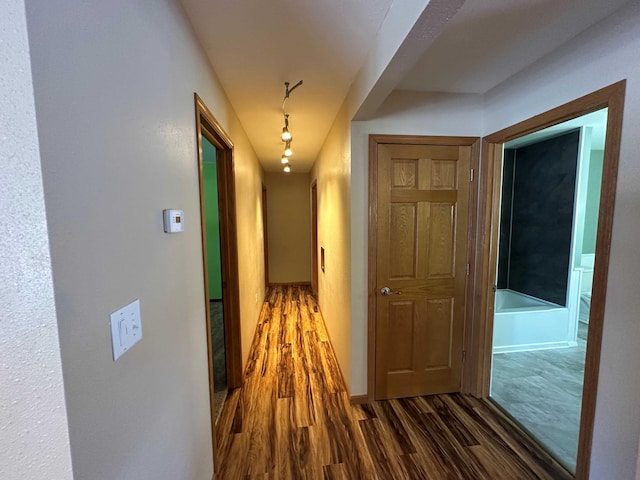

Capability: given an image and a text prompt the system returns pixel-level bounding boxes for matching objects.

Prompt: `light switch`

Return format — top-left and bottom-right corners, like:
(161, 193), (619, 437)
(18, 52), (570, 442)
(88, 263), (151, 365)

(110, 299), (142, 361)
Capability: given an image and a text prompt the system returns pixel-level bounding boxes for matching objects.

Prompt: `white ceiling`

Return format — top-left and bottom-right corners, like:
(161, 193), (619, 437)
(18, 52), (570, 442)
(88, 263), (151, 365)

(398, 0), (630, 94)
(179, 0), (630, 173)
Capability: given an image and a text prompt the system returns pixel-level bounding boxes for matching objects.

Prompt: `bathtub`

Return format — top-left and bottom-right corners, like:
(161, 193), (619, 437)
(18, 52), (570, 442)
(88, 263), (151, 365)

(493, 289), (578, 354)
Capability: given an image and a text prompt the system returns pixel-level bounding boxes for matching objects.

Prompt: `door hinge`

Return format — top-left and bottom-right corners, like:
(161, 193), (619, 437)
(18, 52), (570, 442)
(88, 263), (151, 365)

(465, 263), (470, 276)
(462, 350), (467, 363)
(470, 168), (474, 182)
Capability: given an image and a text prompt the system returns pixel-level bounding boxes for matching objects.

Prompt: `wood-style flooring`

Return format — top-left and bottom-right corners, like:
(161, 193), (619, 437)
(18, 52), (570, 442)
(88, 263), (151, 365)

(214, 286), (570, 479)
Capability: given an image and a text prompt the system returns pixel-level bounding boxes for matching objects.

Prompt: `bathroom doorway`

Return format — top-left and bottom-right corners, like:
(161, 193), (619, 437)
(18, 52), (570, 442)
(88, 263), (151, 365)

(489, 109), (606, 472)
(475, 81), (625, 479)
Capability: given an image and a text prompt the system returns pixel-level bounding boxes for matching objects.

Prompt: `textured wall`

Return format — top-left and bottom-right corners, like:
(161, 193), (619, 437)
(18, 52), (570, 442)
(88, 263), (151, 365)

(264, 172), (311, 284)
(24, 0), (265, 477)
(310, 102), (353, 388)
(0, 1), (73, 478)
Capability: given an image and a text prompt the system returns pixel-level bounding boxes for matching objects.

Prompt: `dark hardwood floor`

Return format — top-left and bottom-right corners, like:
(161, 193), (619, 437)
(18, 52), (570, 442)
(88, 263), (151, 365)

(214, 285), (571, 479)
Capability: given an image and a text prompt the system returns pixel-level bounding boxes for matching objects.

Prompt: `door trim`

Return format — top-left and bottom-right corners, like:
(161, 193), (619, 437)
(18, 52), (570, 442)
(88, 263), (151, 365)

(311, 180), (318, 295)
(367, 135), (481, 401)
(194, 93), (243, 467)
(262, 184), (269, 286)
(473, 81), (626, 479)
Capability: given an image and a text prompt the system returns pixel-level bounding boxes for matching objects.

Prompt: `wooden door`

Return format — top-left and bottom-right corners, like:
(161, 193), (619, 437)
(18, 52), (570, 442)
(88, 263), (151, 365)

(374, 143), (470, 400)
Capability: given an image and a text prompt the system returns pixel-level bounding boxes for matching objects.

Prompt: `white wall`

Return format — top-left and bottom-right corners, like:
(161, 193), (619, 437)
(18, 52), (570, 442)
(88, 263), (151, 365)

(264, 172), (311, 284)
(0, 1), (73, 479)
(349, 91), (483, 395)
(24, 0), (264, 478)
(483, 3), (640, 477)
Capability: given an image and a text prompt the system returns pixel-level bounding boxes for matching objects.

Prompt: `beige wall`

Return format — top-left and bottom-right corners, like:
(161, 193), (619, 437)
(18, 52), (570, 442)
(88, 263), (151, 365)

(24, 0), (264, 478)
(264, 172), (311, 284)
(310, 101), (352, 389)
(1, 1), (73, 478)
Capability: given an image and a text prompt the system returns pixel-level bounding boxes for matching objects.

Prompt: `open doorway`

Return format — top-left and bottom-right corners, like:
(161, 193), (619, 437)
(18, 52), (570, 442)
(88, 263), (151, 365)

(475, 81), (625, 479)
(194, 93), (243, 466)
(201, 137), (227, 420)
(489, 109), (607, 472)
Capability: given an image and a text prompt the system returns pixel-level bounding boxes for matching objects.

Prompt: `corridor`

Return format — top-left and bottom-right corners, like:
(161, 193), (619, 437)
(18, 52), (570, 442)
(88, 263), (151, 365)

(213, 286), (569, 479)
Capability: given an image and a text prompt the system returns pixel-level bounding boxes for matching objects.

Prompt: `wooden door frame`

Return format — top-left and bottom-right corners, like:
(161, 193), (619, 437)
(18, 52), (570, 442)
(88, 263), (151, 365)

(311, 180), (318, 295)
(262, 184), (269, 286)
(471, 81), (626, 479)
(194, 93), (243, 468)
(367, 135), (481, 401)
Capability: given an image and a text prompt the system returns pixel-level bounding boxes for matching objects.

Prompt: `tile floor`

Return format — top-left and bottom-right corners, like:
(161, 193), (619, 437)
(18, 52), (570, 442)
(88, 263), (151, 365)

(210, 300), (227, 423)
(490, 322), (588, 472)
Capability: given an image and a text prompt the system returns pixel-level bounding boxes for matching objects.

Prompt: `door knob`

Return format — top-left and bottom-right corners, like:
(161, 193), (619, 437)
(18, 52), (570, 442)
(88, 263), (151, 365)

(380, 287), (401, 296)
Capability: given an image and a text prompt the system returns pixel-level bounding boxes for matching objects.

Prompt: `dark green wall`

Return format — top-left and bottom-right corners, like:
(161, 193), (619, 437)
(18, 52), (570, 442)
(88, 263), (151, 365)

(202, 137), (222, 300)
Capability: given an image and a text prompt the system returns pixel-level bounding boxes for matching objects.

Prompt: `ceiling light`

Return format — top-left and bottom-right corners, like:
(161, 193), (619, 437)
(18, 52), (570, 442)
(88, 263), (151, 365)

(281, 127), (291, 142)
(279, 81), (303, 170)
(281, 114), (292, 141)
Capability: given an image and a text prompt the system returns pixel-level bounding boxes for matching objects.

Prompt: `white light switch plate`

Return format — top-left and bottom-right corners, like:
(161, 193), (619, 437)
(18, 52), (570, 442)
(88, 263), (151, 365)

(110, 299), (142, 361)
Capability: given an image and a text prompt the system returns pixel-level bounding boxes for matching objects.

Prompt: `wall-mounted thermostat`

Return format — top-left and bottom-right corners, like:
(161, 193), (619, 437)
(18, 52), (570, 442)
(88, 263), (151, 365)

(163, 209), (184, 233)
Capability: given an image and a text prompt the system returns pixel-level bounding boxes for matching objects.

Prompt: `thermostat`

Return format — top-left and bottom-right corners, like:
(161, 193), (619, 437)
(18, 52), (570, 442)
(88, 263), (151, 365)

(163, 209), (184, 233)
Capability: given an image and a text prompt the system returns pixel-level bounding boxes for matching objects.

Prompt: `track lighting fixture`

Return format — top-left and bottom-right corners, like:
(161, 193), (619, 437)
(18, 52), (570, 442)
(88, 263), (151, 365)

(281, 114), (292, 141)
(279, 80), (303, 173)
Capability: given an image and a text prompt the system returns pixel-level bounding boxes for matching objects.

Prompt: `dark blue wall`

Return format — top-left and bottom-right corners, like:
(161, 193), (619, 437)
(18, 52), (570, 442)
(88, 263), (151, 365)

(497, 130), (579, 306)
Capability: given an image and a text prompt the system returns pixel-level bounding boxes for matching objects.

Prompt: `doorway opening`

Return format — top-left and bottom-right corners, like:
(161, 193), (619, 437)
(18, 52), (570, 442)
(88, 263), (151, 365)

(490, 109), (607, 472)
(201, 137), (227, 419)
(475, 81), (626, 479)
(194, 93), (243, 466)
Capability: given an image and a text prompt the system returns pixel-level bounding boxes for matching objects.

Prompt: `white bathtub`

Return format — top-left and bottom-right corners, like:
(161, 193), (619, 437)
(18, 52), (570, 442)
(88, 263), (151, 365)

(493, 289), (578, 354)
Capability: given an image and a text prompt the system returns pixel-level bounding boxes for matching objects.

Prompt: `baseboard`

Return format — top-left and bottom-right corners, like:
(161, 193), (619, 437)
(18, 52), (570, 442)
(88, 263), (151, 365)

(350, 395), (369, 405)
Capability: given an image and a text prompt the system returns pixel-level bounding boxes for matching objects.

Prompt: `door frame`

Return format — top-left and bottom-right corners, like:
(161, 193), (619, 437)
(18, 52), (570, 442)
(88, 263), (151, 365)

(262, 184), (269, 286)
(367, 135), (481, 400)
(471, 81), (626, 479)
(194, 93), (243, 466)
(311, 180), (319, 295)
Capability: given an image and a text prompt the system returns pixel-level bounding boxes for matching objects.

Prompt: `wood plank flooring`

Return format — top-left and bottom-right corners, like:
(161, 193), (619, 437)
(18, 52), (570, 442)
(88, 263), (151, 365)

(214, 286), (571, 479)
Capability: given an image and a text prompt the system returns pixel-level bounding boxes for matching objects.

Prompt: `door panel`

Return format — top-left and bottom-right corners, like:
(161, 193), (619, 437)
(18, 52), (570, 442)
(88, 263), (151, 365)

(375, 144), (470, 400)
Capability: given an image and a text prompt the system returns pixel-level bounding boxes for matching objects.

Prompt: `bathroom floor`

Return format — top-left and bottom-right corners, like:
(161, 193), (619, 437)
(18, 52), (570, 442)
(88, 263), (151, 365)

(490, 322), (588, 473)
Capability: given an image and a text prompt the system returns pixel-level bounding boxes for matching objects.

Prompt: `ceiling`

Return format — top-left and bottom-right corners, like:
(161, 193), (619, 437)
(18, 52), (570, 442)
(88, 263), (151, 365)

(179, 0), (629, 173)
